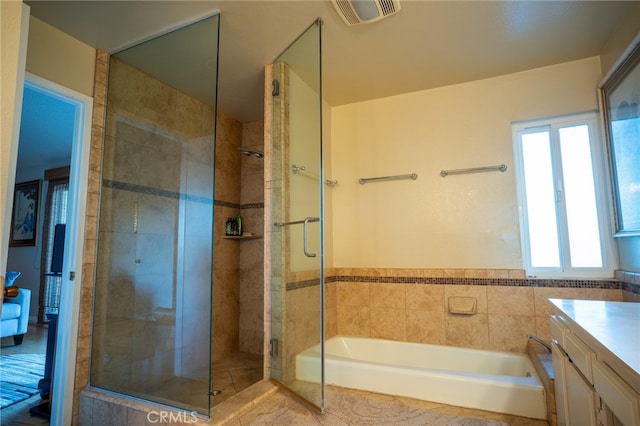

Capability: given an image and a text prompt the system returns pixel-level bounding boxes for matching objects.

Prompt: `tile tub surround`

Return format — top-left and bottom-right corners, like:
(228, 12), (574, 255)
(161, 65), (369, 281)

(528, 340), (557, 426)
(292, 268), (624, 353)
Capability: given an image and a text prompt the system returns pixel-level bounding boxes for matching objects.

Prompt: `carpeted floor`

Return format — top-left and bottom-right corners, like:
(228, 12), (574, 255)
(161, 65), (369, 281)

(0, 353), (46, 409)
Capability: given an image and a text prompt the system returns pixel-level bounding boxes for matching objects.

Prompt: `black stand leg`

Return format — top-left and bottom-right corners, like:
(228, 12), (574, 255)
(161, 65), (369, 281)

(13, 334), (24, 345)
(29, 402), (51, 419)
(30, 313), (57, 419)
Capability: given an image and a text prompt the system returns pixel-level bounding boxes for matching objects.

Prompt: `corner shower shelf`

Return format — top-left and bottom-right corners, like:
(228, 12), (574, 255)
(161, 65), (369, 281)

(223, 235), (263, 240)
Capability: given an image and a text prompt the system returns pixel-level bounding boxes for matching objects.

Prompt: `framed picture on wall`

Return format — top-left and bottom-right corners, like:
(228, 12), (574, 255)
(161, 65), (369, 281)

(601, 37), (640, 236)
(9, 180), (41, 247)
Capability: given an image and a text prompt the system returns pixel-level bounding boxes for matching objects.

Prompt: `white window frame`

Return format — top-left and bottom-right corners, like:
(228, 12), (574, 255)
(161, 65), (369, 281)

(512, 111), (616, 278)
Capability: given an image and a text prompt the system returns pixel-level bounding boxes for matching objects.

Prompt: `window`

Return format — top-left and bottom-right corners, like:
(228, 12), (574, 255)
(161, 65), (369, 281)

(512, 112), (614, 278)
(38, 167), (69, 323)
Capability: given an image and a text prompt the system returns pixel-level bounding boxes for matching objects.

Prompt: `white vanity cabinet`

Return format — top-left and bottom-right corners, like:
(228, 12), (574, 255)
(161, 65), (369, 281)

(549, 299), (640, 426)
(551, 315), (598, 426)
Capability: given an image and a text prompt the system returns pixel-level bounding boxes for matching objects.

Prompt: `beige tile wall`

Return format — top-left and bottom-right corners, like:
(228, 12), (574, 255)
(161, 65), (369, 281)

(239, 120), (265, 356)
(325, 268), (624, 353)
(212, 113), (242, 362)
(73, 49), (108, 425)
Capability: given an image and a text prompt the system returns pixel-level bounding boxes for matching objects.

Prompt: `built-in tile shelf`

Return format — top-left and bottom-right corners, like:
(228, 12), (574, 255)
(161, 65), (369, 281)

(223, 235), (263, 240)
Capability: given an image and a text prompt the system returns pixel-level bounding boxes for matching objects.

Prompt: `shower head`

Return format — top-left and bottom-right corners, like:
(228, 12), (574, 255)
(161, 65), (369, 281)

(237, 147), (264, 159)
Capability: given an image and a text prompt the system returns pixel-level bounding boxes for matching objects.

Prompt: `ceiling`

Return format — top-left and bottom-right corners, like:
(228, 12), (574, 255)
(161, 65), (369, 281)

(24, 0), (636, 123)
(18, 83), (76, 170)
(17, 1), (636, 170)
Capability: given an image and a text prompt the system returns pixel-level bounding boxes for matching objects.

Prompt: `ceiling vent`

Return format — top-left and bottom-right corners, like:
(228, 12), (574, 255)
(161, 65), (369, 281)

(332, 0), (401, 26)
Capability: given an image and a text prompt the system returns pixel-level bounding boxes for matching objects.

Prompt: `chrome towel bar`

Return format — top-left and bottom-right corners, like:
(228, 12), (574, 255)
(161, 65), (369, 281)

(292, 164), (338, 186)
(440, 164), (507, 177)
(358, 173), (418, 185)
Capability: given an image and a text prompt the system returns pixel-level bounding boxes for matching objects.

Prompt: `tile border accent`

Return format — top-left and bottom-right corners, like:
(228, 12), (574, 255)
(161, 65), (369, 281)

(104, 179), (213, 204)
(215, 200), (264, 209)
(103, 179), (264, 210)
(287, 279), (321, 291)
(328, 275), (619, 288)
(241, 203), (265, 209)
(286, 273), (621, 291)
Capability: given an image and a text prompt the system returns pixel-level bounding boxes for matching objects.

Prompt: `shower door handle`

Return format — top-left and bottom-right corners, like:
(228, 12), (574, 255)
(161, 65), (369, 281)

(303, 216), (319, 257)
(273, 217), (319, 257)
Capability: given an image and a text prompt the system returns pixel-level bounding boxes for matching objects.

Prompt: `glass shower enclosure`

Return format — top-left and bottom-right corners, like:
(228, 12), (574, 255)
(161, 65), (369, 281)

(90, 14), (219, 415)
(269, 19), (325, 409)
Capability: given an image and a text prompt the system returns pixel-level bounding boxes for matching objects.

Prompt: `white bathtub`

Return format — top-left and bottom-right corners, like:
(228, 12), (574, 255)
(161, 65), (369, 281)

(296, 336), (546, 420)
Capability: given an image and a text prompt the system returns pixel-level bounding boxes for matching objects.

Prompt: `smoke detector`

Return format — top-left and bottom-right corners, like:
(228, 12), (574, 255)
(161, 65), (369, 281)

(332, 0), (401, 26)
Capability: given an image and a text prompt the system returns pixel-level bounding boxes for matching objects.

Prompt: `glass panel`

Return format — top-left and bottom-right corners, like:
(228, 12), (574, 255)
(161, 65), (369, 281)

(521, 130), (561, 268)
(610, 116), (640, 231)
(269, 19), (324, 409)
(603, 47), (640, 233)
(559, 125), (603, 268)
(91, 14), (219, 415)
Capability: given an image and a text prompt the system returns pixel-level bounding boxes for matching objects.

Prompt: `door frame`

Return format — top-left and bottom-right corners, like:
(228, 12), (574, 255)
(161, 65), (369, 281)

(22, 73), (93, 425)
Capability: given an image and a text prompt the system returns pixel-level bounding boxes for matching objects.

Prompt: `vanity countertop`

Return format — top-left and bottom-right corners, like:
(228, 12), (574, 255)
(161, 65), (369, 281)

(549, 298), (640, 393)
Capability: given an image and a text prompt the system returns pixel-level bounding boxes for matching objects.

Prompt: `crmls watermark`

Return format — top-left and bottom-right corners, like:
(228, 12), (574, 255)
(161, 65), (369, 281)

(146, 410), (198, 424)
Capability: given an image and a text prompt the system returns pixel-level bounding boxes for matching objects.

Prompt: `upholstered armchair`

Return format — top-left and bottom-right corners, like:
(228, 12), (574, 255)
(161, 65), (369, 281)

(1, 272), (31, 345)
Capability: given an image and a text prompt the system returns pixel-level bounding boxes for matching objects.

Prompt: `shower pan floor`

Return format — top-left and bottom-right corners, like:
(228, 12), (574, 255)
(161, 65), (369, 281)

(211, 352), (263, 406)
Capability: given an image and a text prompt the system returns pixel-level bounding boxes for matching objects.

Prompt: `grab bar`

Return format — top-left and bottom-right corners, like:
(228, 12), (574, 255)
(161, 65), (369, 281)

(440, 164), (507, 177)
(358, 173), (418, 185)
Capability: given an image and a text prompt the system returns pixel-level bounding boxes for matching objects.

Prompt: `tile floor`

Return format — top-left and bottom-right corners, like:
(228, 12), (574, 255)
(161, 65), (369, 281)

(211, 353), (264, 406)
(2, 326), (551, 425)
(228, 384), (550, 426)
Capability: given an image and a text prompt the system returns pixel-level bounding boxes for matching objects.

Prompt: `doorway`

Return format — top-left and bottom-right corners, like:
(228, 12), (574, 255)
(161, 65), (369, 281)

(3, 73), (92, 424)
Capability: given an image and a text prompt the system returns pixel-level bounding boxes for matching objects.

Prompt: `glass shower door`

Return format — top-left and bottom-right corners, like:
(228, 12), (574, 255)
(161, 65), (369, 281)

(91, 14), (219, 416)
(269, 19), (325, 409)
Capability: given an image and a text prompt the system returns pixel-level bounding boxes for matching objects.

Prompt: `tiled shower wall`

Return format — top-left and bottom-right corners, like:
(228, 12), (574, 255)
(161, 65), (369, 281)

(213, 115), (266, 360)
(213, 115), (265, 360)
(239, 120), (265, 355)
(213, 111), (242, 362)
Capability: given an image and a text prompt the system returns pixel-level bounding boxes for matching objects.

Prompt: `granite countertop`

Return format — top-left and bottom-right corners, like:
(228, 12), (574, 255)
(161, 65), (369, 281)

(549, 298), (640, 392)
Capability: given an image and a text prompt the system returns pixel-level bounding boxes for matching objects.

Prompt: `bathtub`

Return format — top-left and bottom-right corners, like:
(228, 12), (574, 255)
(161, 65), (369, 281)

(296, 336), (546, 420)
